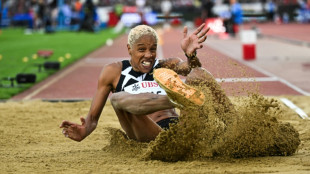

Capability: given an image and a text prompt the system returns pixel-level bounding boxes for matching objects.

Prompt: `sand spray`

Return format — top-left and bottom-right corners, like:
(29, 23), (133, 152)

(103, 59), (300, 161)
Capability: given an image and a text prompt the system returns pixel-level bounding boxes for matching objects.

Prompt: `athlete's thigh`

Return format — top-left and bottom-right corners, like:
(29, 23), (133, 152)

(114, 109), (162, 142)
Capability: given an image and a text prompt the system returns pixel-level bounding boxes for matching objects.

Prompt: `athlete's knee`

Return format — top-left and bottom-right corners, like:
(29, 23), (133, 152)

(110, 94), (117, 105)
(110, 92), (124, 110)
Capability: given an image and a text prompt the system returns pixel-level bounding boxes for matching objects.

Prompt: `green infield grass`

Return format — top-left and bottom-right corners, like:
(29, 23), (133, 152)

(0, 28), (123, 100)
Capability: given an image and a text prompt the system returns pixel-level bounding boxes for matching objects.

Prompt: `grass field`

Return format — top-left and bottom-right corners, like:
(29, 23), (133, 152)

(0, 28), (123, 99)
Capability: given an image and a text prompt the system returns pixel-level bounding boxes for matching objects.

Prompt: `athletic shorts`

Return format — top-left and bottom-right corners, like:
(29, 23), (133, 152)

(156, 117), (179, 130)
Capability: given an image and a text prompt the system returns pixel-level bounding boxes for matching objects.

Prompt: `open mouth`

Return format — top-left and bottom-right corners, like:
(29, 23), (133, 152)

(142, 60), (152, 68)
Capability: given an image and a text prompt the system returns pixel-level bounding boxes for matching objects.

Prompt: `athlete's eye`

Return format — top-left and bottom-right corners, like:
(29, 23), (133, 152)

(138, 48), (146, 52)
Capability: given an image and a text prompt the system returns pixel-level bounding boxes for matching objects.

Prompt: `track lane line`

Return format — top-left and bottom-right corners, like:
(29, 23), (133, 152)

(21, 63), (81, 100)
(245, 61), (310, 96)
(203, 41), (310, 96)
(215, 76), (279, 82)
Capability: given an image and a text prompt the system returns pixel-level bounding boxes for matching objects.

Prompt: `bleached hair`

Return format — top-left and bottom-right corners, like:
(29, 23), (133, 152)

(128, 25), (158, 47)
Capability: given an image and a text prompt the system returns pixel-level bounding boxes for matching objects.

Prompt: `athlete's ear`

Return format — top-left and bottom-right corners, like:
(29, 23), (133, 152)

(127, 44), (131, 55)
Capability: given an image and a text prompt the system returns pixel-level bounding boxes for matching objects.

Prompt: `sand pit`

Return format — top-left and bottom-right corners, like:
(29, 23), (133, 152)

(0, 95), (310, 173)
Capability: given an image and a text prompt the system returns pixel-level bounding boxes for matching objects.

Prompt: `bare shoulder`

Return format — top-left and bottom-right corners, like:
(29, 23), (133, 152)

(98, 61), (122, 86)
(102, 61), (122, 74)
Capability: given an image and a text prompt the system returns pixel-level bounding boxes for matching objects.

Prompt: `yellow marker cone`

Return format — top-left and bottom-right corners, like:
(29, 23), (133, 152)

(58, 57), (64, 62)
(22, 57), (29, 62)
(32, 54), (38, 60)
(65, 53), (71, 59)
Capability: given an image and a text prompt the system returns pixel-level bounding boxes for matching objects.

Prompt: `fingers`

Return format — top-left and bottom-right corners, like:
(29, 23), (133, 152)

(196, 27), (209, 45)
(62, 125), (76, 138)
(80, 117), (86, 125)
(198, 27), (210, 38)
(205, 27), (210, 33)
(59, 120), (74, 128)
(193, 23), (206, 35)
(62, 129), (69, 138)
(183, 26), (188, 38)
(198, 35), (208, 44)
(60, 120), (75, 138)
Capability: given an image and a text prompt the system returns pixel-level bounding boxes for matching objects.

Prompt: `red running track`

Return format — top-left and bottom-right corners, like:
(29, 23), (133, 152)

(11, 26), (307, 101)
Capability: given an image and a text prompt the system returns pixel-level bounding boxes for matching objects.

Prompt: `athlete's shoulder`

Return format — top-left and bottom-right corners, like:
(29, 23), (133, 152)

(98, 61), (123, 87)
(103, 61), (122, 72)
(98, 61), (122, 80)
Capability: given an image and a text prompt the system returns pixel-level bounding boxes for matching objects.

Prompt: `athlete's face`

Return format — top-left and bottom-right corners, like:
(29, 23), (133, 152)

(127, 34), (157, 73)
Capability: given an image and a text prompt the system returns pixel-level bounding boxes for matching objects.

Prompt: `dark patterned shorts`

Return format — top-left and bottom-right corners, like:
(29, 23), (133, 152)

(156, 117), (179, 130)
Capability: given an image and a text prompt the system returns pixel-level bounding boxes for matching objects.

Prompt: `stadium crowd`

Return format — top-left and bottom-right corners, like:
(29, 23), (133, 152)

(0, 0), (309, 34)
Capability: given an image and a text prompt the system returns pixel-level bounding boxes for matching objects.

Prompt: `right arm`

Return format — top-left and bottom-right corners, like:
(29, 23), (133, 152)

(159, 23), (209, 76)
(60, 63), (120, 142)
(110, 92), (175, 116)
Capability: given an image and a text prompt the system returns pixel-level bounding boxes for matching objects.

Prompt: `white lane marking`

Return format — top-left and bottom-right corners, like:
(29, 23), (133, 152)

(245, 61), (310, 96)
(84, 57), (128, 63)
(215, 76), (279, 82)
(21, 64), (81, 100)
(280, 98), (309, 119)
(204, 42), (310, 96)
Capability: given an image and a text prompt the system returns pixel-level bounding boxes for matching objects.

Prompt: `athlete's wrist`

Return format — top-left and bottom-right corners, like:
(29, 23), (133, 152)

(185, 51), (197, 60)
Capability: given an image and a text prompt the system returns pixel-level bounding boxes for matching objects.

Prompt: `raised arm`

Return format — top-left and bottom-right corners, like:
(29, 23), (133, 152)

(181, 23), (209, 58)
(110, 92), (175, 116)
(60, 63), (119, 141)
(160, 23), (210, 76)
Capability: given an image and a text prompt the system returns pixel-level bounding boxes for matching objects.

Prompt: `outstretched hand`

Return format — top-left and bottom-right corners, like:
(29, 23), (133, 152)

(181, 23), (210, 57)
(60, 117), (87, 142)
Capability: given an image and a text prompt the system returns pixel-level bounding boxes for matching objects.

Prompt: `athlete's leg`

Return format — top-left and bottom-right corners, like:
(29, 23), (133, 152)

(111, 107), (162, 142)
(110, 92), (174, 142)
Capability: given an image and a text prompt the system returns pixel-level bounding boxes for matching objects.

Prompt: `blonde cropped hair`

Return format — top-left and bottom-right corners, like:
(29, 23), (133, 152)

(128, 25), (158, 47)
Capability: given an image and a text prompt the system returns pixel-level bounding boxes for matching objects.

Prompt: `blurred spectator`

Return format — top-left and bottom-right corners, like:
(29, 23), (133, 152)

(221, 8), (233, 36)
(44, 0), (56, 33)
(79, 0), (98, 32)
(161, 0), (172, 26)
(36, 0), (46, 32)
(59, 1), (72, 27)
(161, 0), (172, 17)
(2, 0), (14, 28)
(71, 0), (82, 29)
(308, 0), (310, 16)
(29, 0), (39, 30)
(75, 0), (83, 12)
(201, 0), (215, 21)
(0, 0), (2, 30)
(229, 0), (243, 36)
(136, 0), (146, 13)
(114, 3), (123, 17)
(297, 0), (310, 23)
(10, 0), (34, 33)
(265, 0), (277, 22)
(136, 0), (146, 24)
(49, 0), (58, 28)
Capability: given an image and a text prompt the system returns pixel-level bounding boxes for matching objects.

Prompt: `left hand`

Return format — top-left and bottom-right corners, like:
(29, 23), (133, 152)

(181, 23), (210, 57)
(60, 117), (88, 142)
